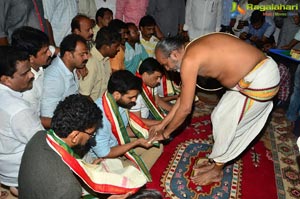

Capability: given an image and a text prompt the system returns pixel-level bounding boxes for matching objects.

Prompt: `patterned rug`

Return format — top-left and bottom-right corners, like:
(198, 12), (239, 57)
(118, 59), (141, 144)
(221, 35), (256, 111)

(147, 108), (300, 199)
(266, 109), (300, 199)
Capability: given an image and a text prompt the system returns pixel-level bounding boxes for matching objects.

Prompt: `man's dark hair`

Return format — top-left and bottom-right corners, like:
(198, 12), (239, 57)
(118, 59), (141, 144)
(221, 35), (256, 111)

(108, 19), (128, 34)
(95, 26), (121, 49)
(11, 26), (49, 57)
(71, 14), (91, 32)
(0, 46), (29, 78)
(95, 7), (113, 23)
(139, 15), (156, 28)
(250, 10), (265, 24)
(108, 70), (142, 95)
(127, 189), (163, 199)
(155, 35), (185, 57)
(51, 94), (102, 138)
(138, 58), (164, 75)
(127, 22), (136, 30)
(60, 34), (87, 57)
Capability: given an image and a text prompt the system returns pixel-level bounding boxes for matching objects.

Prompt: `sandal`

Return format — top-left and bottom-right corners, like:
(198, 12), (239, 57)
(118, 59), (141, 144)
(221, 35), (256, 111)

(0, 190), (8, 199)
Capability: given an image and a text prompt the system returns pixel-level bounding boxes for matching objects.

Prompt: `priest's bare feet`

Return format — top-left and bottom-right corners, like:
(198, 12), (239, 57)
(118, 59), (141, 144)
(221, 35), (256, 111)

(191, 164), (224, 186)
(192, 159), (215, 175)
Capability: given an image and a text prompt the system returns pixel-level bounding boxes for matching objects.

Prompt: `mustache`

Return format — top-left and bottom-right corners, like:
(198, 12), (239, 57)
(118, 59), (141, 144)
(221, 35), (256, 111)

(82, 60), (88, 64)
(127, 102), (136, 109)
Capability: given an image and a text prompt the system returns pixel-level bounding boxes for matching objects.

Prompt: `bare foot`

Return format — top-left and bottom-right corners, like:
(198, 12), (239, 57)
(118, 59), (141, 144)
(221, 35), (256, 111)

(192, 159), (215, 175)
(191, 165), (223, 186)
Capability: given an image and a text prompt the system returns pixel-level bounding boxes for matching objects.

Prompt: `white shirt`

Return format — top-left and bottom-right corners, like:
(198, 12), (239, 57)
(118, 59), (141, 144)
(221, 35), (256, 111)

(22, 67), (44, 117)
(130, 87), (158, 118)
(42, 0), (78, 45)
(0, 84), (44, 186)
(185, 0), (222, 40)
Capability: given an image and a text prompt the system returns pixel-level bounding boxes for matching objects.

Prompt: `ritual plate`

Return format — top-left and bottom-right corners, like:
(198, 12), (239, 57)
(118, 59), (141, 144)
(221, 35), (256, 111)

(269, 49), (300, 63)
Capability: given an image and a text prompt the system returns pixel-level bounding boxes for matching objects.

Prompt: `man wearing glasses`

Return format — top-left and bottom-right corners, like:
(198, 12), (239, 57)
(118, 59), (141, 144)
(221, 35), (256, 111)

(19, 94), (142, 198)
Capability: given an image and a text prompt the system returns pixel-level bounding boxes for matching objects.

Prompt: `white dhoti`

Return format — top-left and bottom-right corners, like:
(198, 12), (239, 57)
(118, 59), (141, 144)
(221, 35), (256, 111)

(209, 57), (280, 163)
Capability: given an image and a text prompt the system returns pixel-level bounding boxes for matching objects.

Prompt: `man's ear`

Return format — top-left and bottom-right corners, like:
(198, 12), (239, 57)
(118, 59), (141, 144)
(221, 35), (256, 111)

(112, 91), (121, 101)
(0, 75), (12, 87)
(73, 28), (81, 35)
(29, 55), (35, 65)
(64, 51), (73, 60)
(68, 130), (81, 146)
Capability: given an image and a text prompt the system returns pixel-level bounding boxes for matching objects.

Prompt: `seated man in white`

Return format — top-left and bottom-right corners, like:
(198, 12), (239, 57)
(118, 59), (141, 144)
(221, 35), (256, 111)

(130, 58), (173, 127)
(11, 26), (53, 117)
(0, 46), (44, 196)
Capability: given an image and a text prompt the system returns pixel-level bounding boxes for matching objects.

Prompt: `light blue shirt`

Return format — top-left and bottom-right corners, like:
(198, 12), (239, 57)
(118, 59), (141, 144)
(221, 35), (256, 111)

(41, 56), (79, 118)
(89, 98), (128, 158)
(242, 19), (275, 42)
(124, 42), (148, 74)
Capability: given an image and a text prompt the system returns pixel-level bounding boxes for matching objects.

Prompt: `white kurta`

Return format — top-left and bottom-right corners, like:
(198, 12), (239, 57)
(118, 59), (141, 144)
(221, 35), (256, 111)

(0, 84), (44, 186)
(184, 0), (222, 40)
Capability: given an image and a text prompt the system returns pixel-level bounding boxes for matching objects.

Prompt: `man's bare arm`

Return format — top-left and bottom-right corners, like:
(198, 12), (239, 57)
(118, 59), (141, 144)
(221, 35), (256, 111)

(105, 138), (153, 158)
(159, 58), (198, 139)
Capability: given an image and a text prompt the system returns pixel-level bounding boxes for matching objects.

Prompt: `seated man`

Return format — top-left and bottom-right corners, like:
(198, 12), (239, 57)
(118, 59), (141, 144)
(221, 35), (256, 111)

(71, 14), (95, 49)
(131, 58), (173, 126)
(40, 34), (89, 128)
(139, 15), (160, 58)
(0, 46), (44, 196)
(85, 70), (163, 182)
(108, 19), (129, 72)
(11, 26), (53, 117)
(18, 94), (139, 199)
(240, 10), (275, 49)
(79, 27), (121, 101)
(125, 23), (148, 74)
(93, 7), (113, 41)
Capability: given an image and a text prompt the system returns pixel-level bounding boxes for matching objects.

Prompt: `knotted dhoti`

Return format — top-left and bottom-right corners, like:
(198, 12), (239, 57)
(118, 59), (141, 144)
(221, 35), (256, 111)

(209, 57), (280, 163)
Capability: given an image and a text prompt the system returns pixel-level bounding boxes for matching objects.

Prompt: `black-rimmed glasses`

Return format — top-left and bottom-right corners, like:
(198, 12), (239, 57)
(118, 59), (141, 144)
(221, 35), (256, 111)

(81, 131), (96, 138)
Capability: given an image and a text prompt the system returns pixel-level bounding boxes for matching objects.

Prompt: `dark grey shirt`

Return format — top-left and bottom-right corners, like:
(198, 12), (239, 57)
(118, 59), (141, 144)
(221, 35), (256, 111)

(0, 0), (48, 43)
(147, 0), (185, 37)
(18, 131), (82, 199)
